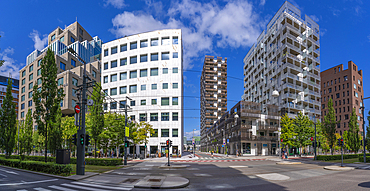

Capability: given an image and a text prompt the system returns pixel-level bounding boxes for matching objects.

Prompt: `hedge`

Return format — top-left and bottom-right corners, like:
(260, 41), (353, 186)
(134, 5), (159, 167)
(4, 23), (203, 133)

(358, 154), (370, 162)
(316, 154), (359, 161)
(0, 157), (72, 176)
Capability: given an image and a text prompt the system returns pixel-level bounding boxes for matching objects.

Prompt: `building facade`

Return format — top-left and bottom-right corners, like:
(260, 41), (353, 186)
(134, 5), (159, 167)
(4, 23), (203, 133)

(101, 29), (183, 156)
(320, 61), (364, 135)
(0, 76), (19, 118)
(200, 56), (227, 151)
(19, 21), (101, 122)
(205, 101), (279, 156)
(242, 1), (321, 121)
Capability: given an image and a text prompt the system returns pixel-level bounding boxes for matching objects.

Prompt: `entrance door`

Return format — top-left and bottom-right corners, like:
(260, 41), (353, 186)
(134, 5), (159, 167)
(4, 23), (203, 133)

(257, 143), (262, 155)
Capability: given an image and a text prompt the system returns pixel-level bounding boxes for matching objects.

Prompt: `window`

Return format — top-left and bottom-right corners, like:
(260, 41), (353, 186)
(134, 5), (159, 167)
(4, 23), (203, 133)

(140, 114), (147, 122)
(335, 86), (337, 91)
(21, 95), (25, 101)
(163, 83), (168, 89)
(104, 103), (108, 110)
(28, 91), (33, 98)
(173, 83), (178, 89)
(328, 88), (332, 93)
(120, 72), (127, 80)
(345, 114), (349, 120)
(29, 65), (33, 72)
(21, 112), (24, 118)
(358, 79), (361, 85)
(162, 52), (170, 60)
(27, 100), (32, 107)
(152, 84), (157, 90)
(130, 85), (137, 93)
(354, 84), (357, 89)
(111, 46), (117, 54)
(29, 74), (33, 81)
(72, 78), (78, 86)
(163, 68), (168, 74)
(130, 100), (135, 106)
(151, 68), (158, 76)
(355, 92), (358, 97)
(141, 85), (146, 91)
(173, 112), (178, 121)
(161, 113), (169, 121)
(151, 38), (158, 46)
(92, 70), (96, 78)
(171, 129), (178, 137)
(140, 54), (148, 62)
(111, 60), (117, 68)
(60, 36), (64, 42)
(57, 78), (63, 86)
(347, 83), (349, 88)
(120, 44), (127, 52)
(140, 40), (148, 48)
(359, 108), (362, 114)
(37, 78), (42, 85)
(172, 97), (178, 105)
(140, 69), (147, 77)
(29, 82), (33, 90)
(130, 56), (137, 64)
(331, 80), (333, 85)
(141, 99), (146, 105)
(21, 103), (25, 110)
(22, 70), (26, 77)
(173, 36), (178, 44)
(104, 76), (108, 83)
(72, 89), (77, 97)
(21, 87), (25, 93)
(38, 59), (42, 67)
(71, 37), (75, 43)
(71, 59), (76, 67)
(104, 62), (108, 70)
(173, 67), (178, 73)
(173, 52), (178, 58)
(161, 97), (169, 106)
(130, 71), (137, 79)
(110, 102), (117, 109)
(120, 58), (127, 66)
(120, 86), (127, 94)
(151, 53), (158, 61)
(162, 37), (170, 45)
(336, 93), (340, 98)
(161, 129), (169, 137)
(152, 99), (157, 105)
(347, 91), (349, 96)
(119, 101), (126, 108)
(111, 74), (117, 82)
(151, 129), (158, 137)
(60, 62), (66, 70)
(130, 42), (137, 50)
(324, 83), (326, 88)
(343, 84), (345, 89)
(335, 79), (336, 84)
(358, 116), (361, 121)
(322, 104), (325, 109)
(51, 34), (56, 41)
(150, 113), (158, 121)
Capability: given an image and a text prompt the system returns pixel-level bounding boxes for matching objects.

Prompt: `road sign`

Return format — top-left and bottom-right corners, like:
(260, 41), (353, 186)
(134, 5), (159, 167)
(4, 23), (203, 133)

(227, 139), (229, 143)
(192, 138), (195, 145)
(125, 127), (129, 137)
(75, 105), (80, 113)
(223, 138), (226, 145)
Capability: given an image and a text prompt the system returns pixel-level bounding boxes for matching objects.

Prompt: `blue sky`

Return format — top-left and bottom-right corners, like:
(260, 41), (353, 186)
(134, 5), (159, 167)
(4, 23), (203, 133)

(0, 0), (370, 139)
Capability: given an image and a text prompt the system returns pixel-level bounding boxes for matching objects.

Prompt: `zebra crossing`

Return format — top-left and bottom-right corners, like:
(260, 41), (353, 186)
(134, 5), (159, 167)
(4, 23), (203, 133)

(198, 157), (230, 160)
(16, 181), (133, 191)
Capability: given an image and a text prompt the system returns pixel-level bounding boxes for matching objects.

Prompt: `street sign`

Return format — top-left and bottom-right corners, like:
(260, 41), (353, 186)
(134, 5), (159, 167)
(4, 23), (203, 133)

(223, 138), (225, 145)
(125, 127), (129, 137)
(192, 138), (195, 145)
(75, 105), (80, 113)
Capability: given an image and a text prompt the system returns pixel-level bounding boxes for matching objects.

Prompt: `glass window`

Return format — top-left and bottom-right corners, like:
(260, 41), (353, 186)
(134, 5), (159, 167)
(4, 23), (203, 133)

(72, 89), (77, 97)
(29, 74), (33, 81)
(151, 53), (158, 61)
(111, 74), (117, 82)
(21, 87), (25, 93)
(163, 68), (168, 74)
(130, 56), (137, 64)
(104, 62), (108, 70)
(130, 85), (137, 93)
(140, 69), (147, 77)
(151, 68), (158, 76)
(120, 44), (127, 52)
(140, 54), (148, 62)
(22, 79), (25, 85)
(21, 112), (24, 118)
(152, 99), (157, 105)
(38, 59), (42, 67)
(161, 129), (169, 137)
(152, 84), (157, 90)
(28, 82), (33, 90)
(173, 52), (178, 58)
(21, 103), (25, 110)
(130, 42), (137, 50)
(172, 97), (178, 105)
(162, 52), (170, 60)
(120, 86), (127, 94)
(358, 79), (361, 85)
(37, 78), (42, 85)
(104, 103), (107, 110)
(60, 36), (64, 42)
(104, 76), (108, 83)
(22, 70), (26, 77)
(141, 100), (146, 105)
(104, 49), (108, 56)
(120, 72), (127, 80)
(140, 114), (147, 122)
(140, 40), (148, 48)
(130, 71), (137, 79)
(161, 113), (169, 121)
(163, 83), (168, 89)
(173, 36), (178, 44)
(60, 62), (66, 70)
(150, 113), (158, 121)
(51, 34), (55, 41)
(173, 112), (178, 121)
(21, 95), (25, 101)
(141, 84), (146, 91)
(173, 83), (178, 89)
(57, 78), (63, 86)
(172, 129), (178, 137)
(111, 88), (117, 95)
(119, 101), (126, 108)
(71, 59), (76, 67)
(354, 84), (356, 89)
(110, 102), (117, 109)
(28, 91), (33, 98)
(355, 92), (358, 97)
(130, 100), (135, 106)
(72, 77), (78, 86)
(92, 70), (96, 78)
(173, 67), (178, 73)
(161, 37), (170, 45)
(151, 38), (158, 46)
(120, 58), (127, 66)
(161, 97), (169, 106)
(111, 60), (117, 68)
(28, 100), (32, 107)
(103, 89), (108, 96)
(29, 65), (33, 72)
(71, 37), (75, 43)
(111, 46), (117, 54)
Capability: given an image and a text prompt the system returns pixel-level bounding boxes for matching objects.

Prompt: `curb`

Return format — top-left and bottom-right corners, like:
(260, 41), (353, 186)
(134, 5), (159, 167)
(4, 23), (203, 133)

(158, 164), (188, 169)
(134, 176), (189, 189)
(276, 162), (302, 165)
(323, 166), (355, 171)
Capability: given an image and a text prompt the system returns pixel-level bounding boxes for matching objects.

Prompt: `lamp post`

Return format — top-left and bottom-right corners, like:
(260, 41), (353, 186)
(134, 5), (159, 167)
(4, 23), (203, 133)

(272, 90), (280, 159)
(124, 96), (132, 165)
(234, 113), (239, 157)
(361, 96), (370, 163)
(192, 129), (196, 156)
(313, 116), (317, 160)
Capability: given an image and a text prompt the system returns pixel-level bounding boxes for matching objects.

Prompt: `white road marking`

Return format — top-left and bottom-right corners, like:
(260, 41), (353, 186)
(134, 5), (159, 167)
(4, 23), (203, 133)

(33, 187), (52, 191)
(248, 175), (257, 179)
(71, 181), (132, 190)
(16, 190), (28, 191)
(194, 173), (212, 177)
(0, 169), (19, 175)
(62, 184), (103, 191)
(49, 185), (77, 191)
(0, 179), (58, 186)
(0, 173), (7, 177)
(230, 166), (248, 168)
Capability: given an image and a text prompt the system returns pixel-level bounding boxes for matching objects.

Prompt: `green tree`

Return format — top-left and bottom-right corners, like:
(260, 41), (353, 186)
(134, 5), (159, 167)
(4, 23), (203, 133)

(61, 116), (78, 151)
(136, 121), (154, 157)
(323, 98), (338, 155)
(293, 112), (314, 154)
(49, 106), (63, 156)
(315, 120), (330, 153)
(347, 109), (361, 153)
(0, 78), (17, 157)
(33, 130), (45, 153)
(19, 109), (33, 155)
(280, 113), (297, 151)
(32, 49), (65, 162)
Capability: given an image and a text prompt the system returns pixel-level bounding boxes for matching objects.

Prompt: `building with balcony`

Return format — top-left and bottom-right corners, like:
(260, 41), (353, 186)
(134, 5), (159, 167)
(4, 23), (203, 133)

(18, 21), (102, 123)
(205, 101), (279, 156)
(320, 61), (364, 135)
(0, 76), (19, 118)
(200, 56), (227, 151)
(101, 29), (183, 156)
(242, 1), (321, 121)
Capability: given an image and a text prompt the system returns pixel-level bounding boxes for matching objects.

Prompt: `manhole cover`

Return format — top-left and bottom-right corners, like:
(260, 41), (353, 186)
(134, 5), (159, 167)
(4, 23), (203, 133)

(148, 179), (162, 182)
(122, 178), (138, 183)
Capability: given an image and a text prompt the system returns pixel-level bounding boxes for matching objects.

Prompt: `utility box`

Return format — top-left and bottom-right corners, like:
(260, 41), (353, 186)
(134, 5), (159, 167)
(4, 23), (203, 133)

(56, 149), (70, 164)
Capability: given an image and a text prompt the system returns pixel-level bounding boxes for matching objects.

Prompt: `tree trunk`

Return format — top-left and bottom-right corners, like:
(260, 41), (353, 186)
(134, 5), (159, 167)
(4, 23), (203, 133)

(45, 123), (48, 163)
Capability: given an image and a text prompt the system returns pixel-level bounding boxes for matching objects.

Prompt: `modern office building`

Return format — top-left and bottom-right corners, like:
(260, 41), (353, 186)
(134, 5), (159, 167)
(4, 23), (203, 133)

(200, 55), (227, 151)
(101, 29), (183, 156)
(0, 76), (19, 118)
(242, 1), (321, 121)
(320, 61), (364, 135)
(19, 21), (102, 123)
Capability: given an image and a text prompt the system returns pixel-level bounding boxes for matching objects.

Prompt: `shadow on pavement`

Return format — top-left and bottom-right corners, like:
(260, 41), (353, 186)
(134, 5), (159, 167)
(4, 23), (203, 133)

(358, 181), (370, 188)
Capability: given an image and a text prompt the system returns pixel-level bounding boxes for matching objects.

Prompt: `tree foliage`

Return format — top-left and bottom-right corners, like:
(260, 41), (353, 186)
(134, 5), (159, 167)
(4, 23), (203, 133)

(293, 112), (314, 152)
(61, 116), (78, 150)
(323, 98), (338, 155)
(280, 113), (297, 149)
(347, 109), (361, 153)
(48, 106), (64, 156)
(19, 109), (33, 155)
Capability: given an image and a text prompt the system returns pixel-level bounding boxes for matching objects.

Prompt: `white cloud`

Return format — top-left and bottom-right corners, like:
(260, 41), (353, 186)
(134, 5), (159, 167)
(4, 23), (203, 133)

(29, 30), (47, 51)
(184, 129), (200, 139)
(105, 0), (125, 9)
(309, 15), (319, 22)
(259, 0), (266, 6)
(320, 28), (327, 37)
(0, 47), (21, 79)
(110, 0), (263, 69)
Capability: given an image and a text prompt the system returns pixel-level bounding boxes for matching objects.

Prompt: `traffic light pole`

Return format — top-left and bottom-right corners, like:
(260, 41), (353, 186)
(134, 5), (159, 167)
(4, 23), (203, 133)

(168, 139), (170, 166)
(314, 122), (317, 160)
(341, 136), (343, 167)
(124, 103), (128, 165)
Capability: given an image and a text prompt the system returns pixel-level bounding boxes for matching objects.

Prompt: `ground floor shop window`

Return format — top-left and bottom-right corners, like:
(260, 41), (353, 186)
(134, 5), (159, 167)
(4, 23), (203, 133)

(150, 146), (157, 154)
(172, 146), (178, 155)
(242, 143), (251, 154)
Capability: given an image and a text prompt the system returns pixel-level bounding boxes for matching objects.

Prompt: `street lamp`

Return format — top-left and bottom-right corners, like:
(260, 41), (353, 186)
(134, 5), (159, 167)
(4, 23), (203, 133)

(271, 90), (280, 159)
(192, 129), (196, 156)
(361, 96), (370, 163)
(124, 96), (132, 165)
(234, 113), (239, 157)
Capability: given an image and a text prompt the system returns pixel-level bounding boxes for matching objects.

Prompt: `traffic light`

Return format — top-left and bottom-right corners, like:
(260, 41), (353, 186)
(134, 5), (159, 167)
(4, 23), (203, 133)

(281, 138), (283, 142)
(310, 137), (314, 141)
(80, 134), (84, 145)
(340, 138), (344, 146)
(85, 134), (90, 146)
(337, 139), (341, 146)
(169, 140), (173, 147)
(166, 140), (169, 147)
(125, 141), (130, 148)
(72, 133), (77, 145)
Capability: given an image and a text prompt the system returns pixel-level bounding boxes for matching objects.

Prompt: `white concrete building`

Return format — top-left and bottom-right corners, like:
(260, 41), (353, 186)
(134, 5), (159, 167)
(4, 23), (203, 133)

(101, 29), (183, 156)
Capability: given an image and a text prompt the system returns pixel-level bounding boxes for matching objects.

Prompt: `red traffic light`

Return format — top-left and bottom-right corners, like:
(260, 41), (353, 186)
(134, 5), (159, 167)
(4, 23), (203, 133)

(310, 137), (313, 141)
(166, 140), (169, 146)
(341, 139), (343, 142)
(281, 139), (283, 142)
